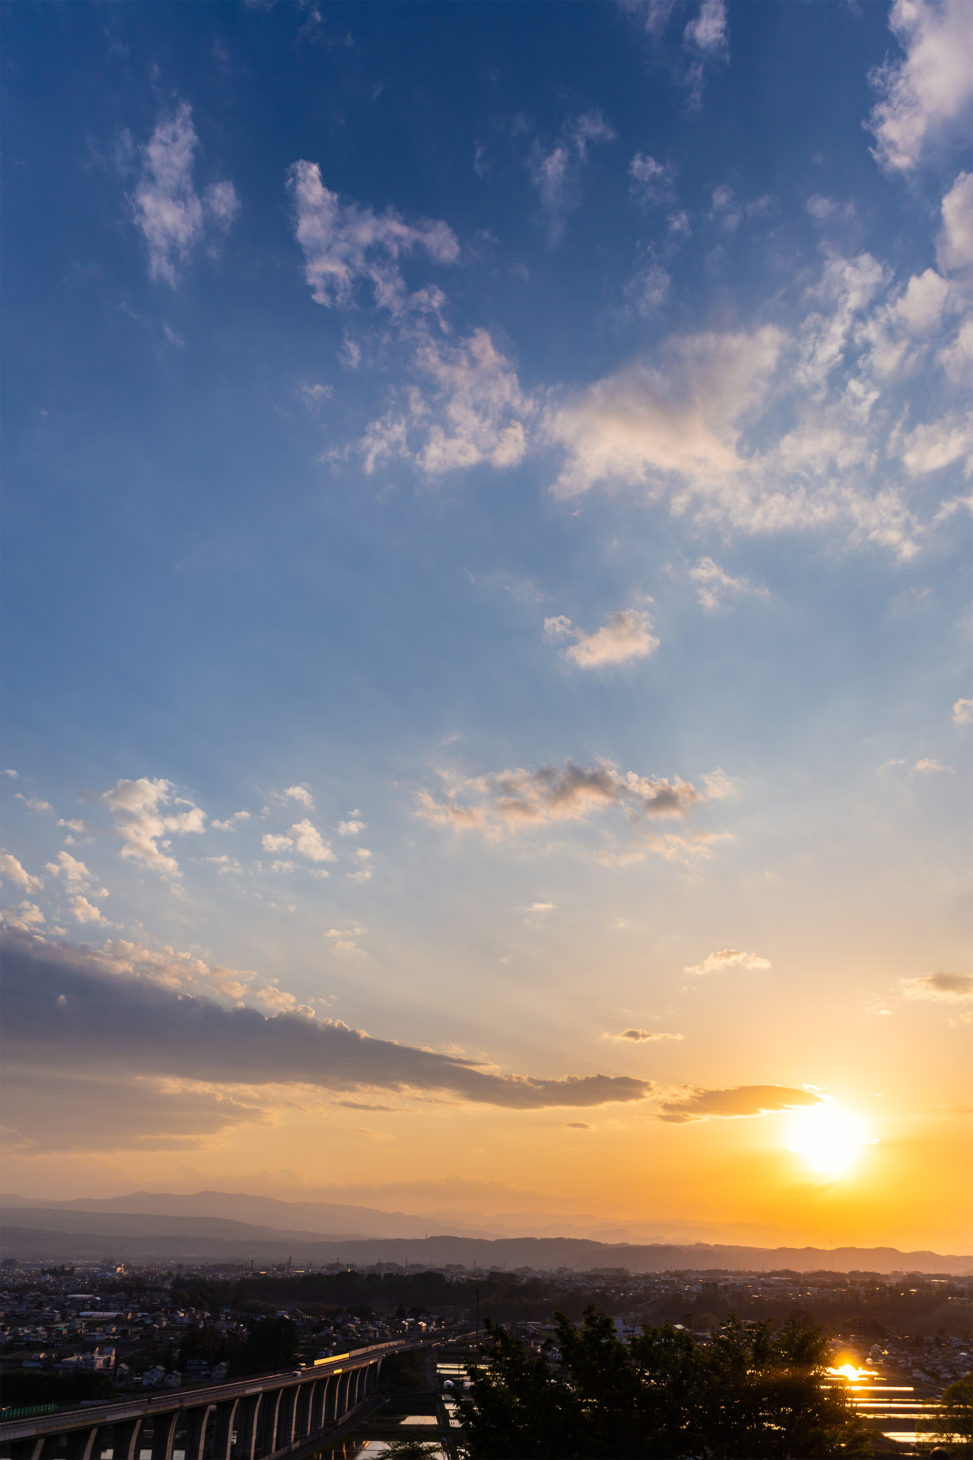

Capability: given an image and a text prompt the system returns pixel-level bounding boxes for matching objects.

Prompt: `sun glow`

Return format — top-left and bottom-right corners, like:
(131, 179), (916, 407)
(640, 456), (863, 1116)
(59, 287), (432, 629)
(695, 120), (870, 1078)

(787, 1104), (870, 1179)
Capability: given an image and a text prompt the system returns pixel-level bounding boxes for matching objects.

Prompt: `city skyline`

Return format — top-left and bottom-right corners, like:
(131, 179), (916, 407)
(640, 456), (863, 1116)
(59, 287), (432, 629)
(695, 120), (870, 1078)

(1, 0), (971, 1254)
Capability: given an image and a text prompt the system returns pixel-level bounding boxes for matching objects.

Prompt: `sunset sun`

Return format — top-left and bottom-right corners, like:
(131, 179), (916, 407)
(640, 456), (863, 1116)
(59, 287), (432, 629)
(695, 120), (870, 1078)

(787, 1105), (870, 1180)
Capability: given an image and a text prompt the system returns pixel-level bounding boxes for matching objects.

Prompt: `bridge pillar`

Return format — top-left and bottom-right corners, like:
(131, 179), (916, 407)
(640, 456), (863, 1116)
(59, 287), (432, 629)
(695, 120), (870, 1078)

(148, 1410), (178, 1460)
(270, 1391), (295, 1455)
(228, 1395), (261, 1460)
(205, 1400), (238, 1460)
(306, 1380), (326, 1434)
(253, 1388), (281, 1459)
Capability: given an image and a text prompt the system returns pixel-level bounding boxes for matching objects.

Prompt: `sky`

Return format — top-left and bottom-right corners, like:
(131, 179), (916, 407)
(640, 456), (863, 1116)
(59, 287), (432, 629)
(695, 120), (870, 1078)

(1, 0), (971, 1254)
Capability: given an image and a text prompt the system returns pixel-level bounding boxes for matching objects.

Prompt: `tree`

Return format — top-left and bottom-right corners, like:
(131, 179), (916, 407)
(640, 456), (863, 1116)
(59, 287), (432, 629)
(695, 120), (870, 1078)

(927, 1374), (973, 1456)
(457, 1308), (866, 1459)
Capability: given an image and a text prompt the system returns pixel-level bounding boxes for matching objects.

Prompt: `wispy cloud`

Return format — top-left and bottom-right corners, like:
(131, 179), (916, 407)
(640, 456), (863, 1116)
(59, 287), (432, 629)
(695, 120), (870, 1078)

(689, 557), (769, 614)
(953, 697), (973, 725)
(544, 609), (659, 667)
(288, 160), (458, 317)
(609, 1028), (685, 1042)
(658, 1084), (824, 1123)
(685, 948), (771, 976)
(131, 102), (239, 286)
(868, 0), (973, 174)
(357, 327), (533, 476)
(527, 110), (615, 243)
(899, 971), (973, 1002)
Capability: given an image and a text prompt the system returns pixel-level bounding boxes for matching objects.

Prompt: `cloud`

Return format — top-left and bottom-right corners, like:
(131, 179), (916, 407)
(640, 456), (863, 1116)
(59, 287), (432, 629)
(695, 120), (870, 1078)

(685, 948), (771, 976)
(211, 810), (251, 830)
(45, 851), (106, 896)
(658, 1085), (825, 1123)
(689, 557), (769, 613)
(418, 759), (704, 841)
(338, 818), (366, 836)
(629, 153), (676, 206)
(913, 756), (953, 774)
(132, 101), (239, 286)
(280, 784), (315, 809)
(937, 171), (973, 278)
(14, 793), (52, 813)
(899, 970), (973, 1002)
(0, 852), (43, 895)
(527, 111), (615, 243)
(544, 609), (659, 667)
(291, 818), (335, 863)
(99, 778), (206, 878)
(610, 1029), (685, 1042)
(684, 0), (727, 56)
(544, 325), (783, 503)
(1, 928), (655, 1112)
(4, 769), (19, 779)
(358, 328), (532, 476)
(953, 697), (973, 725)
(262, 819), (335, 865)
(868, 0), (973, 173)
(70, 895), (107, 926)
(288, 160), (458, 317)
(626, 262), (671, 316)
(3, 1067), (268, 1154)
(2, 901), (46, 931)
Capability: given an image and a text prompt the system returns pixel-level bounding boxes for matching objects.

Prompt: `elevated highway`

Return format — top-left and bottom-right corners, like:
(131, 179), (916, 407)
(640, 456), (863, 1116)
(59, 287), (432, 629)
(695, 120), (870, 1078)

(0, 1339), (440, 1460)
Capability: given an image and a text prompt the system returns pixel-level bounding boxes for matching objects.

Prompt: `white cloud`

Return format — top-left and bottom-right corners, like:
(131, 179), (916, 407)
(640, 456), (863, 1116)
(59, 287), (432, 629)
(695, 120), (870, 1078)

(14, 793), (52, 813)
(684, 0), (727, 54)
(2, 901), (45, 930)
(544, 609), (659, 667)
(280, 784), (315, 810)
(900, 415), (973, 476)
(690, 557), (769, 613)
(204, 854), (244, 874)
(914, 756), (953, 774)
(57, 818), (87, 834)
(4, 769), (19, 779)
(0, 852), (43, 895)
(937, 171), (973, 277)
(288, 159), (458, 317)
(347, 868), (373, 882)
(685, 948), (771, 976)
(132, 101), (239, 287)
(211, 809), (251, 829)
(99, 778), (206, 878)
(327, 923), (365, 954)
(71, 895), (107, 926)
(952, 697), (973, 725)
(899, 970), (973, 1002)
(544, 325), (783, 503)
(359, 328), (533, 477)
(629, 153), (676, 206)
(868, 0), (973, 173)
(338, 818), (366, 836)
(290, 818), (335, 863)
(262, 833), (293, 854)
(45, 851), (107, 897)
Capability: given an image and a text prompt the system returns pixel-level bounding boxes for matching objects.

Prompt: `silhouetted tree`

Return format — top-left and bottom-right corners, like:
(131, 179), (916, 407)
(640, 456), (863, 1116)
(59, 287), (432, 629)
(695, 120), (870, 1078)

(457, 1308), (866, 1459)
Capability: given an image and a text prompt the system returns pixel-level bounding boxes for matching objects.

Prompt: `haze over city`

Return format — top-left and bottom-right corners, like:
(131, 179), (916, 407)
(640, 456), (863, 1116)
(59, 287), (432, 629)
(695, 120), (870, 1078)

(2, 0), (971, 1259)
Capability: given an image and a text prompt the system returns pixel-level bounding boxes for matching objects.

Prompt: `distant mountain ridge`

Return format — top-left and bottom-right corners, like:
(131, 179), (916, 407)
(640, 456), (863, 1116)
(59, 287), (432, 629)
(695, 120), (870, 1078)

(1, 1192), (969, 1273)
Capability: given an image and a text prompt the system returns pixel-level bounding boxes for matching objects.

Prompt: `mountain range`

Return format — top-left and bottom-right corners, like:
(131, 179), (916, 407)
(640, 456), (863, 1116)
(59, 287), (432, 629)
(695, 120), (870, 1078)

(2, 1191), (969, 1274)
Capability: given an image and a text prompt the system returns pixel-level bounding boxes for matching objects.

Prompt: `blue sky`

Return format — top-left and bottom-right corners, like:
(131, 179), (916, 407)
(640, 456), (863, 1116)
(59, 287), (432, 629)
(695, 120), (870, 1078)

(2, 0), (971, 1248)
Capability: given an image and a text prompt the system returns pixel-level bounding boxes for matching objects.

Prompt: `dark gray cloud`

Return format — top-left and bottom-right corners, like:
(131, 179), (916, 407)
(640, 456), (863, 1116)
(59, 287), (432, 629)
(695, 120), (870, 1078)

(3, 1068), (267, 1152)
(899, 970), (973, 1003)
(418, 759), (702, 837)
(658, 1084), (825, 1123)
(1, 929), (651, 1112)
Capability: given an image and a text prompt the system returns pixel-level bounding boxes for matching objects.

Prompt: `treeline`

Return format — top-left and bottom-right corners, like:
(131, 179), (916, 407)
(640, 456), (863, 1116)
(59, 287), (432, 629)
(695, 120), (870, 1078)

(169, 1270), (972, 1339)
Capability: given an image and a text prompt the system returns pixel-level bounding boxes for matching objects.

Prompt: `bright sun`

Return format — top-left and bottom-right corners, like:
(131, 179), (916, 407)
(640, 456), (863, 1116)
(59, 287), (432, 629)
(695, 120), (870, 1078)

(786, 1104), (869, 1179)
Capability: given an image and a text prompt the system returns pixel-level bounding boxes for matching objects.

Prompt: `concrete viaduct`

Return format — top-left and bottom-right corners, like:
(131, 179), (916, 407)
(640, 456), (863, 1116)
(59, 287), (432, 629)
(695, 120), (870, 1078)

(0, 1339), (436, 1460)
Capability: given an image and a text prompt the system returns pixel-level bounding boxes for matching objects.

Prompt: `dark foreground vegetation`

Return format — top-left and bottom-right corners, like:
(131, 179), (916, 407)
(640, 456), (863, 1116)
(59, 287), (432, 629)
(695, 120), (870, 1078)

(457, 1309), (868, 1459)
